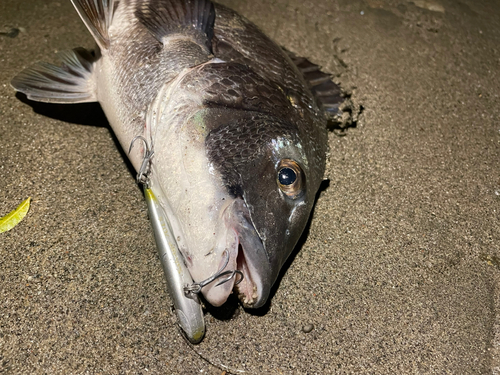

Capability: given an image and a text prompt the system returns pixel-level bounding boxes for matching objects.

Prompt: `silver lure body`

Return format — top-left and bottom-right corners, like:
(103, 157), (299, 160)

(144, 187), (204, 344)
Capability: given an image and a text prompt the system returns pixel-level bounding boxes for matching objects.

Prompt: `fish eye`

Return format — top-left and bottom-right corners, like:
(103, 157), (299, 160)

(277, 159), (304, 198)
(278, 168), (296, 186)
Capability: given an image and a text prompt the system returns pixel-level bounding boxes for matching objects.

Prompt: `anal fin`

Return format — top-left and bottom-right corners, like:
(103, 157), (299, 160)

(11, 48), (97, 104)
(135, 0), (215, 52)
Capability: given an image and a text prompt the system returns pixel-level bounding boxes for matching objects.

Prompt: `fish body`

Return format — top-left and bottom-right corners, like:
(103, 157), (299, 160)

(12, 0), (341, 308)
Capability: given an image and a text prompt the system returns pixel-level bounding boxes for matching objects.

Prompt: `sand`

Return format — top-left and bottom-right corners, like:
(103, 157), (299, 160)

(1, 0), (499, 373)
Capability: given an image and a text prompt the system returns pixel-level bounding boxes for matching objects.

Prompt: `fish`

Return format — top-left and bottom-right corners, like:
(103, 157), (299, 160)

(11, 0), (344, 309)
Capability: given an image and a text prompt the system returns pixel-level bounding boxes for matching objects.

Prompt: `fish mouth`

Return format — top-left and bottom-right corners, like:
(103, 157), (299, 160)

(230, 197), (272, 308)
(150, 179), (271, 308)
(202, 198), (271, 308)
(234, 243), (258, 306)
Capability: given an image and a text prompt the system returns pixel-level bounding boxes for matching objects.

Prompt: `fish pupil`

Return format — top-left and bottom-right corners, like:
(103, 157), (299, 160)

(278, 168), (297, 186)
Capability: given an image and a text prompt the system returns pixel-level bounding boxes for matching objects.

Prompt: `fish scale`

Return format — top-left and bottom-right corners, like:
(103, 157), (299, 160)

(213, 5), (319, 112)
(100, 3), (213, 160)
(179, 63), (294, 116)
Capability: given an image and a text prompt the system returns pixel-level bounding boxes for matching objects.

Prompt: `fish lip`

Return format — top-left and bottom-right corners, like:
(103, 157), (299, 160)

(230, 198), (271, 308)
(193, 199), (269, 308)
(235, 240), (267, 308)
(199, 230), (239, 307)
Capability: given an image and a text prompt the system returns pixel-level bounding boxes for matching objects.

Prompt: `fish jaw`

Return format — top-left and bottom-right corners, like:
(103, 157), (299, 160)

(187, 197), (272, 308)
(195, 220), (240, 307)
(198, 197), (273, 308)
(149, 174), (271, 308)
(227, 198), (272, 308)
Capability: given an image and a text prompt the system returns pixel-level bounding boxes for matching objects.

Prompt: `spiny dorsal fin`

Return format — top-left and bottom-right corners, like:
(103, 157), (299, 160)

(135, 0), (215, 53)
(11, 48), (97, 103)
(71, 0), (115, 50)
(286, 50), (344, 118)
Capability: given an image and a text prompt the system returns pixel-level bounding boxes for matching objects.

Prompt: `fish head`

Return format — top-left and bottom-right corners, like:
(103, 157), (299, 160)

(149, 104), (322, 308)
(205, 110), (319, 308)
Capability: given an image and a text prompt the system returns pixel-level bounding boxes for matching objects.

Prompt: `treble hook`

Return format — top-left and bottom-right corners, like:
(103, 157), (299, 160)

(184, 250), (244, 299)
(128, 136), (154, 186)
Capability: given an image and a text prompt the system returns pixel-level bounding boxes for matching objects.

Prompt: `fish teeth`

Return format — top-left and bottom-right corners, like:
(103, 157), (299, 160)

(236, 281), (258, 306)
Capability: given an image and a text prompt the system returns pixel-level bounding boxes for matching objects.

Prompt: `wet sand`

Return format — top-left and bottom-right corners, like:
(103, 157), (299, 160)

(1, 0), (499, 373)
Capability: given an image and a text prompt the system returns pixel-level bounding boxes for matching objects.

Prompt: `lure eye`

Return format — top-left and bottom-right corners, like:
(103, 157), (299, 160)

(277, 159), (304, 198)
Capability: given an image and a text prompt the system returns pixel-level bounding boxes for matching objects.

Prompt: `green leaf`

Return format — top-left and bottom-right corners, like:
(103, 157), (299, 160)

(0, 197), (31, 233)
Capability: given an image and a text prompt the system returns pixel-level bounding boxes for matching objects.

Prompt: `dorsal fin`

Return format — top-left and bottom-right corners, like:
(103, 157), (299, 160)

(135, 0), (215, 52)
(11, 48), (97, 103)
(286, 50), (344, 118)
(71, 0), (115, 50)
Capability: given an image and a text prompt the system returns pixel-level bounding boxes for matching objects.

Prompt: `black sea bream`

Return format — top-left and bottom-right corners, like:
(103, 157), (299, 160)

(12, 0), (343, 309)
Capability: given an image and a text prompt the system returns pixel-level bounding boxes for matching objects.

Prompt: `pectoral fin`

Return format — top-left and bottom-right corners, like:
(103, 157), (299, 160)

(11, 47), (97, 103)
